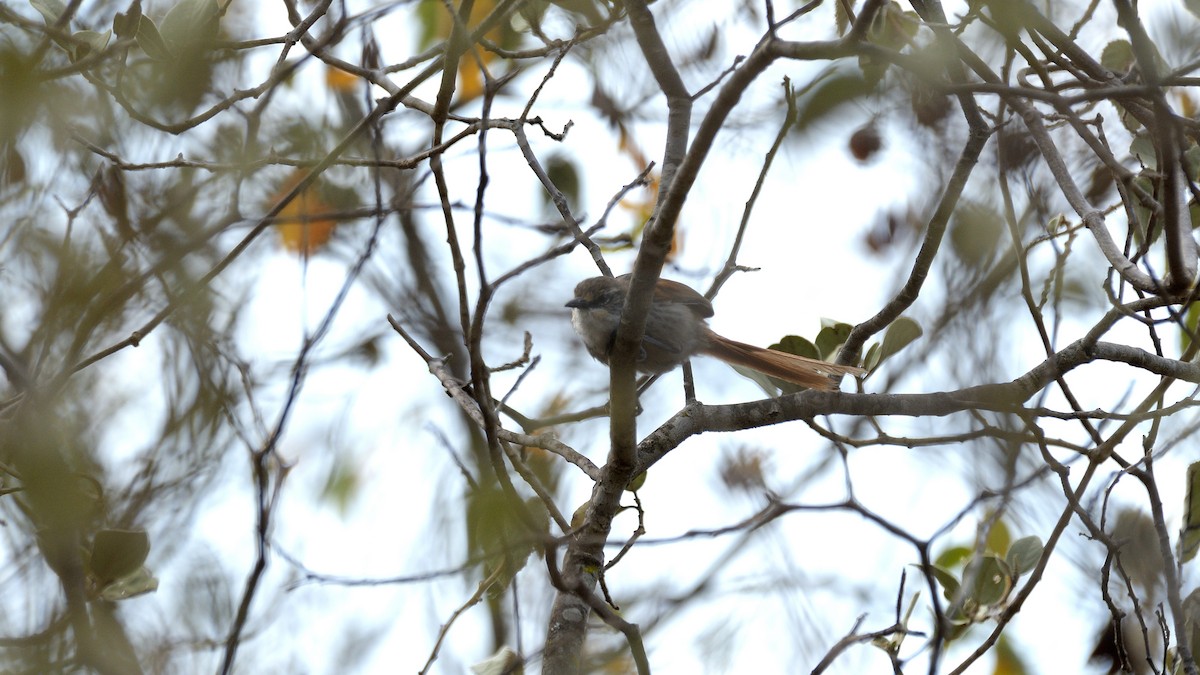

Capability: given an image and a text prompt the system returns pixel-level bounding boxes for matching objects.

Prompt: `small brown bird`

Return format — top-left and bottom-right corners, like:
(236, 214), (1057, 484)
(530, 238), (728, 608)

(566, 275), (863, 391)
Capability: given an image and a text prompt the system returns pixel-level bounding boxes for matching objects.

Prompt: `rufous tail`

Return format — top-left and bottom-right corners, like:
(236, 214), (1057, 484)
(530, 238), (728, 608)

(702, 333), (865, 391)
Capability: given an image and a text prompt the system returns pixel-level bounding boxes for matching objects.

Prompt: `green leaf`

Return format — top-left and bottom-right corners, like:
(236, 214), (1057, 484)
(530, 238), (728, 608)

(965, 555), (1012, 607)
(1100, 39), (1135, 74)
(113, 2), (143, 39)
(136, 15), (173, 62)
(1130, 133), (1157, 170)
(90, 529), (151, 585)
(98, 566), (159, 601)
(1181, 461), (1200, 563)
(159, 0), (220, 52)
(984, 517), (1011, 555)
(544, 154), (581, 210)
(319, 457), (361, 516)
(570, 500), (591, 529)
(792, 68), (876, 131)
(814, 321), (853, 360)
(71, 29), (111, 60)
(1184, 143), (1200, 181)
(950, 201), (1004, 266)
(868, 2), (918, 50)
(1130, 173), (1158, 246)
(1181, 302), (1200, 358)
(859, 3), (919, 82)
(863, 342), (881, 371)
(416, 0), (444, 50)
(30, 0), (67, 25)
(1006, 535), (1044, 577)
(935, 545), (971, 569)
(921, 563), (960, 602)
(877, 317), (922, 365)
(771, 335), (820, 360)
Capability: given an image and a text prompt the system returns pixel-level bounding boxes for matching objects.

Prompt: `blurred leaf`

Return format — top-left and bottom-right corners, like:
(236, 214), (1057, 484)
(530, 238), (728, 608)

(792, 69), (876, 131)
(923, 563), (960, 602)
(1100, 39), (1135, 74)
(30, 0), (67, 25)
(159, 0), (220, 52)
(1006, 536), (1044, 577)
(815, 321), (853, 360)
(984, 517), (1011, 555)
(1084, 166), (1115, 205)
(320, 457), (361, 516)
(997, 131), (1037, 171)
(471, 647), (522, 675)
(718, 446), (768, 494)
(136, 15), (172, 62)
(627, 470), (646, 492)
(1185, 142), (1200, 180)
(860, 3), (919, 82)
(1111, 509), (1163, 591)
(863, 342), (880, 371)
(570, 500), (590, 530)
(876, 317), (922, 367)
(113, 0), (143, 39)
(544, 153), (581, 210)
(415, 0), (515, 103)
(1181, 461), (1200, 563)
(325, 65), (360, 94)
(868, 2), (919, 50)
(96, 166), (134, 240)
(993, 636), (1029, 675)
(982, 0), (1024, 38)
(467, 487), (537, 596)
(965, 555), (1012, 607)
(71, 29), (110, 60)
(90, 529), (150, 585)
(728, 363), (783, 397)
(1181, 302), (1200, 358)
(950, 201), (1004, 266)
(910, 81), (952, 127)
(935, 545), (972, 569)
(1130, 172), (1158, 246)
(272, 170), (341, 256)
(1130, 133), (1157, 170)
(1182, 91), (1198, 120)
(545, 0), (606, 26)
(98, 566), (159, 601)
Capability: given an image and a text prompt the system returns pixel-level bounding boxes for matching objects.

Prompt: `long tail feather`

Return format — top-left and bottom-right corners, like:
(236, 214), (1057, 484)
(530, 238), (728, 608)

(702, 334), (864, 391)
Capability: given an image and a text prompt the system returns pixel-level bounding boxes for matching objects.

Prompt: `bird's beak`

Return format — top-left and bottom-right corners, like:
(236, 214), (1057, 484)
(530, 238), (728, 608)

(565, 298), (586, 308)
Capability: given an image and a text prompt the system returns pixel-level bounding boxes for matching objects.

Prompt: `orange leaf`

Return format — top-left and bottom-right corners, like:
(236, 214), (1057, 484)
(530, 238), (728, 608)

(272, 170), (336, 256)
(325, 66), (360, 94)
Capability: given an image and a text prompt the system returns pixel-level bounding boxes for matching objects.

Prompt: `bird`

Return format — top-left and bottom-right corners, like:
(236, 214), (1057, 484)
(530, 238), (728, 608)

(566, 275), (863, 391)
